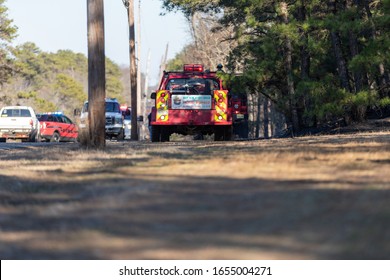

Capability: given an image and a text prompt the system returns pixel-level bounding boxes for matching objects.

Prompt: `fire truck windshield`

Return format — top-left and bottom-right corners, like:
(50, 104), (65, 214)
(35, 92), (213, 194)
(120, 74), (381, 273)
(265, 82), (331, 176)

(166, 78), (219, 95)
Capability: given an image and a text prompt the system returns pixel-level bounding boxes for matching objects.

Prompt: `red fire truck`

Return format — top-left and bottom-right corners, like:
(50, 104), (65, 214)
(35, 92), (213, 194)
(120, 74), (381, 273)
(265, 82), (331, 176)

(150, 64), (243, 142)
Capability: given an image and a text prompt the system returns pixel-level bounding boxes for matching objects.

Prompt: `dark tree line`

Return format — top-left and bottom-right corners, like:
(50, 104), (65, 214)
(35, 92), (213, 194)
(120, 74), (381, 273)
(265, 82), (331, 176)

(162, 0), (390, 133)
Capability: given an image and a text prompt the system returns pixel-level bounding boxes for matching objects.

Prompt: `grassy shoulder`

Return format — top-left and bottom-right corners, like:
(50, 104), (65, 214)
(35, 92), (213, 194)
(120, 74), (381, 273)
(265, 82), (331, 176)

(0, 130), (389, 259)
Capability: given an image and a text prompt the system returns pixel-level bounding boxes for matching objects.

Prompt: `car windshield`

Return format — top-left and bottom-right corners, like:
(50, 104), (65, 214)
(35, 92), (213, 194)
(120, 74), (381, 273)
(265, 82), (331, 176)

(1, 109), (31, 117)
(106, 102), (120, 113)
(38, 114), (61, 122)
(166, 78), (219, 95)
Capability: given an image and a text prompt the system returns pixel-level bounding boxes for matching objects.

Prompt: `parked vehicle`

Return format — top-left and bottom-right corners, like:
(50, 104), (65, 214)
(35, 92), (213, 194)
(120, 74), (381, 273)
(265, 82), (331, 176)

(79, 98), (124, 140)
(38, 112), (78, 142)
(0, 106), (40, 142)
(150, 64), (246, 142)
(231, 94), (249, 139)
(120, 105), (131, 139)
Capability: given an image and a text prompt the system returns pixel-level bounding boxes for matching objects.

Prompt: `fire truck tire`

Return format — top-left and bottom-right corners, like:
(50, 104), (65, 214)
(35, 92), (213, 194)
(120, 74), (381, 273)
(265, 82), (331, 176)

(214, 126), (233, 141)
(151, 125), (161, 142)
(161, 128), (170, 142)
(225, 126), (233, 141)
(234, 121), (249, 139)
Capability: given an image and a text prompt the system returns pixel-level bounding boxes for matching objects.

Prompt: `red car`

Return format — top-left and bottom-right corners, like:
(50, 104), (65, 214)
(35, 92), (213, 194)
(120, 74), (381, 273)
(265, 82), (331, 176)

(38, 112), (78, 142)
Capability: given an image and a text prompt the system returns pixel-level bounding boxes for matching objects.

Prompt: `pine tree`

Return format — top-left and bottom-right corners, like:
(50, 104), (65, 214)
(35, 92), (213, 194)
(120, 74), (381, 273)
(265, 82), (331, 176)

(0, 0), (17, 85)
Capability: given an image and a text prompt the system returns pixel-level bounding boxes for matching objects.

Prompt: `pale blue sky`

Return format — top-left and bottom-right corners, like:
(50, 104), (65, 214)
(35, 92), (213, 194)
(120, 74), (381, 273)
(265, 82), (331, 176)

(6, 0), (189, 86)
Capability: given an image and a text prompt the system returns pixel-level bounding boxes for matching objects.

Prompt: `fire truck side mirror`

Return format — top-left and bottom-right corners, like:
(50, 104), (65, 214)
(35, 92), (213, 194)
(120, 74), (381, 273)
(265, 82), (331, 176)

(150, 92), (156, 99)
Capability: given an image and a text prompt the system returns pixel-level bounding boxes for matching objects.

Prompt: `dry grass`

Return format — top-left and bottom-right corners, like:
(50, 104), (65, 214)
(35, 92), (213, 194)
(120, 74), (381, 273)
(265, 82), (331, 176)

(1, 131), (390, 259)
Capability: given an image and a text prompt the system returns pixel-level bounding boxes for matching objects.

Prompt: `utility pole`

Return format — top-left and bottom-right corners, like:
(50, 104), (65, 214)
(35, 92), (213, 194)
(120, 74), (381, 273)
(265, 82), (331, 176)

(123, 0), (138, 140)
(159, 43), (169, 81)
(136, 0), (141, 116)
(136, 0), (142, 139)
(144, 50), (151, 138)
(86, 0), (106, 149)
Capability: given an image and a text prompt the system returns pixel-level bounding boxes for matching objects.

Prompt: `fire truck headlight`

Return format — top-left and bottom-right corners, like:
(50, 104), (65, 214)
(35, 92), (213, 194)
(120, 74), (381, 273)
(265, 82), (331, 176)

(160, 115), (166, 120)
(218, 115), (223, 120)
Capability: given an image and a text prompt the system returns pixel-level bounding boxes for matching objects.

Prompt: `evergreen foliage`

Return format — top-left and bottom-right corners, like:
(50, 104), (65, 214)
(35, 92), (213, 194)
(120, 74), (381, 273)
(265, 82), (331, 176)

(162, 0), (390, 130)
(0, 2), (127, 117)
(0, 0), (17, 85)
(1, 44), (125, 117)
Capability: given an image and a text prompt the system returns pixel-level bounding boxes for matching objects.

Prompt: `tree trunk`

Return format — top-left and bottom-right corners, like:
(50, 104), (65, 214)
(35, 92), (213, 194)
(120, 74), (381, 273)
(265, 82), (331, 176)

(348, 30), (363, 92)
(280, 2), (300, 133)
(298, 1), (310, 81)
(347, 0), (363, 93)
(329, 0), (352, 92)
(86, 0), (106, 149)
(127, 0), (138, 140)
(330, 31), (351, 92)
(298, 0), (311, 127)
(364, 0), (390, 95)
(255, 94), (261, 138)
(263, 97), (270, 139)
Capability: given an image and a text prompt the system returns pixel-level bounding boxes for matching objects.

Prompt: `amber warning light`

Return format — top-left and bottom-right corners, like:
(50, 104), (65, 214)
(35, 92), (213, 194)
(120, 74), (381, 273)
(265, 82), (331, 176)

(183, 64), (204, 72)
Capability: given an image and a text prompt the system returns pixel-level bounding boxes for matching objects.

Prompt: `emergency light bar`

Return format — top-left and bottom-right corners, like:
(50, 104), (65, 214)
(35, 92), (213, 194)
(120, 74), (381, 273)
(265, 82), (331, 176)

(183, 64), (204, 72)
(42, 111), (63, 115)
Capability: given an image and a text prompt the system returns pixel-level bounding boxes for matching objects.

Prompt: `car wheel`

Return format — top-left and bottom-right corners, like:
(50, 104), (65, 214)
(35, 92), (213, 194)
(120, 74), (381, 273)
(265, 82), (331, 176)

(117, 129), (125, 141)
(50, 132), (60, 142)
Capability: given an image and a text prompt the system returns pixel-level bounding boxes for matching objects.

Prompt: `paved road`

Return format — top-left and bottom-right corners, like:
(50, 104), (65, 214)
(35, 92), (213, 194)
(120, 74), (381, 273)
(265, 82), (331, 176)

(0, 141), (66, 150)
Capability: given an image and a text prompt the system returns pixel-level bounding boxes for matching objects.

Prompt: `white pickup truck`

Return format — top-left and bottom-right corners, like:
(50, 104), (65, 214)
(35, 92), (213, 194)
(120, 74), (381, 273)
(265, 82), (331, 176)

(0, 106), (40, 142)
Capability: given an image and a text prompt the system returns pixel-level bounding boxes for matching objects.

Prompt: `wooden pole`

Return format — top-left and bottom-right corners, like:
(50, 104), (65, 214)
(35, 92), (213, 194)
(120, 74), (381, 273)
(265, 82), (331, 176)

(86, 0), (106, 149)
(126, 0), (138, 140)
(136, 0), (142, 139)
(136, 0), (141, 116)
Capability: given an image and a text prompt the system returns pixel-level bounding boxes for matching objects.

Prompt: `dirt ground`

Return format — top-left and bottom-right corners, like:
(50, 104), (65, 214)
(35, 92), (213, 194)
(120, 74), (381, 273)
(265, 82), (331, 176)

(1, 128), (390, 259)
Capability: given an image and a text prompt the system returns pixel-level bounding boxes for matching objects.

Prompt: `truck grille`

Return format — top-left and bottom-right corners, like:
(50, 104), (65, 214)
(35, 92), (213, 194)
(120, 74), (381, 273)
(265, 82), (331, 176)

(106, 116), (115, 125)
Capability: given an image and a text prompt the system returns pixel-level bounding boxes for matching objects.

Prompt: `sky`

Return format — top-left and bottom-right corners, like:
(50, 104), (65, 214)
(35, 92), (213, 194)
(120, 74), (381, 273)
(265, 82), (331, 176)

(6, 0), (190, 86)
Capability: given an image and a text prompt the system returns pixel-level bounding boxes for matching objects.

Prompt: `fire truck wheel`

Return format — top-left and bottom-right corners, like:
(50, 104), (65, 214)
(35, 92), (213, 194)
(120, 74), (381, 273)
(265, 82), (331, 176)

(225, 126), (233, 141)
(151, 126), (161, 142)
(214, 126), (233, 141)
(161, 130), (170, 142)
(234, 121), (249, 139)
